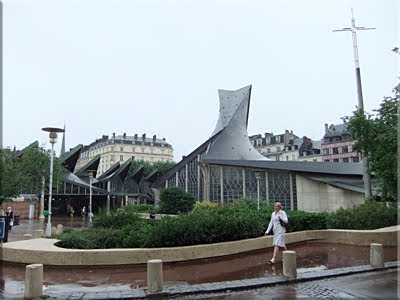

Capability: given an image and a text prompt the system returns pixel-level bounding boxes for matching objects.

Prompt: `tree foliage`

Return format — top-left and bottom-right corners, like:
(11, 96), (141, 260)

(129, 159), (175, 181)
(0, 144), (64, 200)
(345, 84), (399, 201)
(159, 187), (196, 214)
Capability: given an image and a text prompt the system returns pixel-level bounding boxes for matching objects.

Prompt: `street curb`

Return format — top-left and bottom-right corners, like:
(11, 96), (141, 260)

(34, 260), (399, 299)
(159, 261), (400, 298)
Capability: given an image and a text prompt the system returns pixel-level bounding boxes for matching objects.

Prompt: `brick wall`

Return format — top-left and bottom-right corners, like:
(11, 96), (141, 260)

(2, 201), (40, 219)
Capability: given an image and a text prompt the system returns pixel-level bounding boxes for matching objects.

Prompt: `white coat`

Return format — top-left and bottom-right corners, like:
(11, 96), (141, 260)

(265, 210), (288, 247)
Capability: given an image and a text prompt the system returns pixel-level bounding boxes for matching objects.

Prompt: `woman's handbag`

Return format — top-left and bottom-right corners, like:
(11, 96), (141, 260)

(279, 216), (290, 228)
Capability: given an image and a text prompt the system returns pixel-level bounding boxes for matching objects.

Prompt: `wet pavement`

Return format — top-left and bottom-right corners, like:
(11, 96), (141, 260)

(176, 268), (399, 299)
(0, 242), (397, 298)
(1, 218), (399, 299)
(6, 217), (88, 242)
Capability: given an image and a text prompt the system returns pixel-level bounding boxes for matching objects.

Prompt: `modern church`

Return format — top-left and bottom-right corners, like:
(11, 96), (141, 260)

(152, 85), (371, 213)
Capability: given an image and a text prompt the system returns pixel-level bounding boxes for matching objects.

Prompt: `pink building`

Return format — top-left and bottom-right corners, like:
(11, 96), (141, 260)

(321, 122), (361, 163)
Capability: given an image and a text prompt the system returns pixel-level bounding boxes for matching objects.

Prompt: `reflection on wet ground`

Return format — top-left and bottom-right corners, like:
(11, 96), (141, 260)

(0, 241), (397, 296)
(6, 217), (89, 242)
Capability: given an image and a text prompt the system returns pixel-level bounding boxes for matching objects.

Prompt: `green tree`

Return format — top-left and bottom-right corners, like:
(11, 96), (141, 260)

(0, 144), (64, 200)
(159, 187), (196, 214)
(345, 84), (399, 201)
(129, 159), (175, 181)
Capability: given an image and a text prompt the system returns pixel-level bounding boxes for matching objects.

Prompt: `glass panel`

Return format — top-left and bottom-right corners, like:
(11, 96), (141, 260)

(268, 172), (291, 210)
(188, 158), (198, 199)
(178, 168), (186, 190)
(210, 166), (221, 203)
(222, 167), (243, 203)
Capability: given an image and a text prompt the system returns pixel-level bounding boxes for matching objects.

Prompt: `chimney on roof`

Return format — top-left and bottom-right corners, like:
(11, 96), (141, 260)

(142, 133), (146, 141)
(324, 124), (328, 134)
(112, 132), (116, 138)
(123, 132), (126, 139)
(134, 134), (138, 140)
(303, 136), (311, 149)
(153, 135), (156, 141)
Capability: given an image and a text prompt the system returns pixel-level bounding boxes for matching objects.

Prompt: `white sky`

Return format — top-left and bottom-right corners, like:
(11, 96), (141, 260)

(3, 0), (399, 161)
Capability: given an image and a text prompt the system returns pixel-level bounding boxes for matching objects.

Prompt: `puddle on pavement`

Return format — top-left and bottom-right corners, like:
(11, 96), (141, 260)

(0, 242), (397, 296)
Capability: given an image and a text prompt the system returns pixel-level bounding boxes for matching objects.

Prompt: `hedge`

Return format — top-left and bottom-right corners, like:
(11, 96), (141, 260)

(56, 200), (398, 249)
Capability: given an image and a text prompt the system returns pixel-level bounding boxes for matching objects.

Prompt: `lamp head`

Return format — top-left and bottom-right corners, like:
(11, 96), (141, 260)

(42, 127), (65, 145)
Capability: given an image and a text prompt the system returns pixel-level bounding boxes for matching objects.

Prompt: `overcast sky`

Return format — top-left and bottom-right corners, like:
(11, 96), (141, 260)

(3, 0), (399, 161)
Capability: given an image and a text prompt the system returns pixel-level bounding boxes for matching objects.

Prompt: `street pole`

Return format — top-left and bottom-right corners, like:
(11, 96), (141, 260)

(89, 172), (93, 224)
(255, 172), (261, 211)
(42, 127), (64, 237)
(39, 176), (45, 220)
(333, 9), (374, 199)
(46, 140), (55, 237)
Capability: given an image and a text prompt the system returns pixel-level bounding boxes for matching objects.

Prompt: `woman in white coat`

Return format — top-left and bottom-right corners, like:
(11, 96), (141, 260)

(265, 201), (288, 264)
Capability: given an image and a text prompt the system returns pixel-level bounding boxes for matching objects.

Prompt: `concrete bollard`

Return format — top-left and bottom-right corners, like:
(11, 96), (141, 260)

(23, 234), (33, 240)
(147, 259), (163, 294)
(24, 264), (43, 299)
(56, 224), (64, 234)
(370, 243), (384, 268)
(283, 250), (297, 278)
(33, 229), (44, 239)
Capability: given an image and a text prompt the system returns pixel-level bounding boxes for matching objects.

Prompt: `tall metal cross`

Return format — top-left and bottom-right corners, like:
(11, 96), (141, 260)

(333, 9), (375, 198)
(333, 8), (375, 111)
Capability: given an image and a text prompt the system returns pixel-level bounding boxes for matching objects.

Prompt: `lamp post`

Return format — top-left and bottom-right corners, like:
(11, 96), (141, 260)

(42, 127), (65, 237)
(39, 176), (45, 220)
(255, 172), (262, 211)
(88, 171), (94, 224)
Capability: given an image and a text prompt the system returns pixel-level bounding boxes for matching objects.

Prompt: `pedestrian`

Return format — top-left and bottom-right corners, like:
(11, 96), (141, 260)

(81, 206), (86, 217)
(6, 206), (15, 232)
(69, 205), (75, 217)
(265, 201), (288, 264)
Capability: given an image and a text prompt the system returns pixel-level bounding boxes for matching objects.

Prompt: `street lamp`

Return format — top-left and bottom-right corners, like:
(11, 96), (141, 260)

(88, 171), (94, 224)
(255, 172), (262, 211)
(42, 127), (65, 237)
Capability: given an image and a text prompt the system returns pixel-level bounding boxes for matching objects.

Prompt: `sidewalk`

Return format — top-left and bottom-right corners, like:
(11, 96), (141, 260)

(177, 268), (399, 299)
(1, 261), (398, 299)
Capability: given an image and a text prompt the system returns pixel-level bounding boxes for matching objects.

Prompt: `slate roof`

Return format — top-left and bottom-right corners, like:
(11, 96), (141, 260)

(199, 159), (363, 176)
(324, 123), (348, 138)
(305, 175), (379, 194)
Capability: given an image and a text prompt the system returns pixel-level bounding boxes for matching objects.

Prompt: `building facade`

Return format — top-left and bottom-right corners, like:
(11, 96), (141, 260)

(76, 133), (174, 176)
(152, 85), (367, 213)
(249, 132), (323, 162)
(321, 122), (361, 163)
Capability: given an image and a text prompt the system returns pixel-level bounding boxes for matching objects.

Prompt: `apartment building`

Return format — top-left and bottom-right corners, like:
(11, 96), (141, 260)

(75, 133), (174, 176)
(321, 122), (361, 163)
(249, 130), (322, 162)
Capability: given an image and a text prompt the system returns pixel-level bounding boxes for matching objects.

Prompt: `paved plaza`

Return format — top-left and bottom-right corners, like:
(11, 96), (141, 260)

(2, 219), (399, 299)
(177, 268), (399, 299)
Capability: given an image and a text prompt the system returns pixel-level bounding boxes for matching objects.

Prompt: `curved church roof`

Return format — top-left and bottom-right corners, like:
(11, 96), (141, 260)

(203, 85), (267, 161)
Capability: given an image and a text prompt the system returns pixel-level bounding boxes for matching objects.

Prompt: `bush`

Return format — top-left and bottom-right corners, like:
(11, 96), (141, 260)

(327, 200), (398, 230)
(192, 201), (220, 212)
(139, 210), (268, 248)
(286, 210), (328, 232)
(123, 204), (155, 213)
(230, 198), (273, 211)
(92, 208), (144, 229)
(56, 228), (125, 249)
(56, 200), (398, 249)
(159, 187), (196, 214)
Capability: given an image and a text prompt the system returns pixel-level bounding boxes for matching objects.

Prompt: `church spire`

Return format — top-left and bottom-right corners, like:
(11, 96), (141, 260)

(60, 124), (66, 156)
